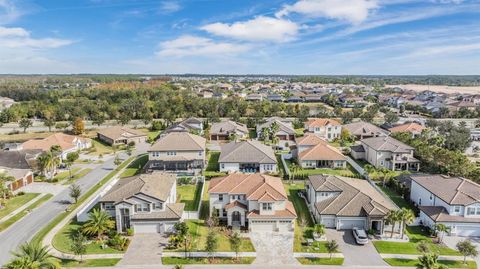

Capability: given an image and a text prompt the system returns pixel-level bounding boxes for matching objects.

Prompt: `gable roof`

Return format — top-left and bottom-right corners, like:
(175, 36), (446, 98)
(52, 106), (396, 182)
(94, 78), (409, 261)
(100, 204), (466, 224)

(100, 172), (176, 204)
(296, 134), (328, 146)
(208, 173), (287, 201)
(97, 126), (146, 140)
(308, 175), (396, 217)
(257, 117), (295, 135)
(131, 203), (184, 221)
(219, 140), (276, 164)
(343, 121), (389, 137)
(210, 120), (248, 135)
(149, 132), (206, 151)
(389, 122), (426, 133)
(298, 143), (346, 161)
(22, 133), (90, 152)
(410, 174), (480, 206)
(305, 118), (341, 127)
(165, 117), (203, 133)
(361, 136), (414, 153)
(0, 149), (41, 170)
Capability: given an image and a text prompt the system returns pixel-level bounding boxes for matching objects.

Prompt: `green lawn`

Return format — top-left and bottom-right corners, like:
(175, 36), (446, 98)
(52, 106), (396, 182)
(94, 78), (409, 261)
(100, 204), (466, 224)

(55, 167), (81, 182)
(276, 153), (287, 179)
(165, 220), (255, 252)
(162, 257), (255, 265)
(90, 138), (115, 156)
(297, 257), (344, 265)
(120, 154), (148, 178)
(0, 193), (40, 219)
(199, 181), (210, 220)
(248, 129), (257, 139)
(373, 226), (460, 256)
(59, 258), (121, 267)
(384, 258), (477, 269)
(62, 168), (93, 185)
(206, 151), (220, 171)
(177, 181), (203, 211)
(286, 159), (360, 179)
(52, 220), (124, 254)
(378, 185), (415, 211)
(0, 194), (53, 232)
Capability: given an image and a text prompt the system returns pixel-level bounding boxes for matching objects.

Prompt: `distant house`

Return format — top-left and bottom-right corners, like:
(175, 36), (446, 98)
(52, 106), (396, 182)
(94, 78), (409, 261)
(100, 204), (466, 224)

(256, 117), (295, 142)
(267, 94), (283, 102)
(350, 136), (420, 171)
(304, 94), (324, 103)
(410, 174), (480, 237)
(245, 94), (263, 102)
(304, 118), (341, 141)
(0, 97), (15, 110)
(343, 121), (390, 140)
(208, 173), (296, 232)
(219, 140), (277, 174)
(209, 120), (248, 141)
(305, 174), (397, 233)
(164, 117), (203, 135)
(97, 126), (147, 146)
(294, 134), (346, 169)
(23, 133), (92, 159)
(147, 132), (206, 175)
(389, 122), (426, 138)
(199, 90), (213, 99)
(0, 149), (41, 191)
(98, 172), (184, 234)
(287, 96), (303, 103)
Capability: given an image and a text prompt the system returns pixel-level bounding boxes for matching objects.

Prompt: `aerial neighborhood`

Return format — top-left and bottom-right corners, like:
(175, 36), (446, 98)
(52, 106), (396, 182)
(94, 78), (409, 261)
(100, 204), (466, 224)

(0, 75), (479, 268)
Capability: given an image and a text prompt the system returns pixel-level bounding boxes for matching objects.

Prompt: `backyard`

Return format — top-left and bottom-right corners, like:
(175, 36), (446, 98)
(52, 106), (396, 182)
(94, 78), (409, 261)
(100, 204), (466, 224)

(205, 151), (220, 171)
(120, 154), (148, 178)
(285, 157), (360, 179)
(378, 185), (416, 211)
(177, 180), (203, 211)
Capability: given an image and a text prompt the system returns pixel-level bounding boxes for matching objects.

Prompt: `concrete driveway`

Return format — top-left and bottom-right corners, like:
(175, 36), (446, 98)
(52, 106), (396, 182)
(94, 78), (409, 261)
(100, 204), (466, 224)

(250, 232), (299, 265)
(444, 236), (480, 265)
(119, 233), (169, 266)
(326, 229), (387, 266)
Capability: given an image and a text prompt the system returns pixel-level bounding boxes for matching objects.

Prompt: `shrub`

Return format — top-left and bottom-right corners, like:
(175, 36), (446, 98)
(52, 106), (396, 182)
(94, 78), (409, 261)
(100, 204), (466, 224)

(16, 191), (25, 196)
(126, 228), (134, 236)
(108, 234), (129, 251)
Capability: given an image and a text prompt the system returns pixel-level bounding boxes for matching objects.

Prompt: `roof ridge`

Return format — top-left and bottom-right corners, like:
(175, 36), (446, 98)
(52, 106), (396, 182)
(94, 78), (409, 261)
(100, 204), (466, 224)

(337, 191), (362, 215)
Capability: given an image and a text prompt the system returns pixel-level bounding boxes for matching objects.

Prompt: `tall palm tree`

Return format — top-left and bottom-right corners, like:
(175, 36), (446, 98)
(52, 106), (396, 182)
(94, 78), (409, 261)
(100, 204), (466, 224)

(270, 121), (280, 139)
(399, 208), (416, 239)
(82, 208), (115, 240)
(261, 127), (270, 143)
(386, 210), (401, 238)
(435, 224), (451, 244)
(5, 241), (60, 269)
(37, 151), (60, 180)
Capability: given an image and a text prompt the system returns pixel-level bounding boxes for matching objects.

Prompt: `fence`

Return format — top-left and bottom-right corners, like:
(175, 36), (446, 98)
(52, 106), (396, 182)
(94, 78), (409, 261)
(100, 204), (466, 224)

(182, 176), (205, 220)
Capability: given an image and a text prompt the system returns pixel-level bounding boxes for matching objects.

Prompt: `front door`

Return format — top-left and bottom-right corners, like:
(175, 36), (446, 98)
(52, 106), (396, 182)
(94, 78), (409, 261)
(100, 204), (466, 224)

(120, 208), (131, 233)
(232, 211), (241, 225)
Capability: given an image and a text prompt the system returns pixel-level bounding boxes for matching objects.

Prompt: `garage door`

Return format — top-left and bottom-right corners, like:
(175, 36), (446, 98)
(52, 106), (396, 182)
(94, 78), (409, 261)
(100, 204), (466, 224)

(133, 223), (159, 233)
(250, 220), (276, 232)
(456, 226), (480, 237)
(320, 217), (336, 228)
(337, 219), (366, 230)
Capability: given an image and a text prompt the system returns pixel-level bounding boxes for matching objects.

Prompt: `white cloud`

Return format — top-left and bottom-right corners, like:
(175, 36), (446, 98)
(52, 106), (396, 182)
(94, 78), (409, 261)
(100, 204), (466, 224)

(156, 35), (251, 57)
(0, 26), (29, 37)
(276, 0), (378, 24)
(201, 16), (299, 43)
(0, 0), (23, 24)
(158, 1), (181, 14)
(0, 26), (73, 49)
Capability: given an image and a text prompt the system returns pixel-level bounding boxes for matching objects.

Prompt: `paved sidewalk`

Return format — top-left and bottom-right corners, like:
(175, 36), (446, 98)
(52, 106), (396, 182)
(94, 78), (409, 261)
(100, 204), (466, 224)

(0, 193), (47, 223)
(380, 253), (472, 261)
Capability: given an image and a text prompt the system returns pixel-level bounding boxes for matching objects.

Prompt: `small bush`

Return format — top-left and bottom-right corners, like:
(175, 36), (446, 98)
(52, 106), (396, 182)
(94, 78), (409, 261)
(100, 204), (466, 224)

(126, 228), (134, 236)
(16, 191), (25, 196)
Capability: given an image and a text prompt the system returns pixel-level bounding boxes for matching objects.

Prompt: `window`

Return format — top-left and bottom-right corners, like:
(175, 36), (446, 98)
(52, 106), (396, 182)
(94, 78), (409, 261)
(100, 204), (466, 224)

(135, 203), (150, 212)
(199, 151), (203, 156)
(219, 194), (223, 201)
(430, 194), (433, 200)
(262, 203), (272, 210)
(153, 203), (163, 210)
(167, 151), (176, 156)
(467, 207), (476, 215)
(221, 163), (225, 169)
(104, 203), (115, 210)
(453, 206), (461, 213)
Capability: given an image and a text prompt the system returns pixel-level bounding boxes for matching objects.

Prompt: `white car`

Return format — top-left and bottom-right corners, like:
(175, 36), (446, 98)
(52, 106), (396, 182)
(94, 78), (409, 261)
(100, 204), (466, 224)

(352, 227), (369, 245)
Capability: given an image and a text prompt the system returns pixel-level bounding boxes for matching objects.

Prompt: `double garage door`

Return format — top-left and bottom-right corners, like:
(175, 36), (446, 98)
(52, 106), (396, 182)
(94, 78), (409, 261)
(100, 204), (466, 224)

(337, 219), (366, 230)
(132, 222), (175, 234)
(455, 226), (480, 237)
(250, 220), (293, 232)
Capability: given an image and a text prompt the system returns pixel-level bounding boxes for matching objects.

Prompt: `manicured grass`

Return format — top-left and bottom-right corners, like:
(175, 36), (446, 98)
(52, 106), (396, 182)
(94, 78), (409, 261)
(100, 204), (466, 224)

(373, 226), (460, 256)
(378, 185), (415, 211)
(162, 257), (255, 265)
(90, 138), (115, 156)
(297, 257), (344, 265)
(120, 154), (148, 178)
(286, 159), (360, 178)
(59, 258), (121, 267)
(0, 131), (55, 142)
(384, 258), (477, 269)
(52, 220), (124, 254)
(276, 153), (287, 179)
(0, 193), (39, 219)
(199, 181), (210, 220)
(206, 151), (220, 171)
(55, 167), (81, 182)
(0, 194), (53, 232)
(62, 168), (93, 185)
(166, 220), (255, 252)
(177, 181), (203, 211)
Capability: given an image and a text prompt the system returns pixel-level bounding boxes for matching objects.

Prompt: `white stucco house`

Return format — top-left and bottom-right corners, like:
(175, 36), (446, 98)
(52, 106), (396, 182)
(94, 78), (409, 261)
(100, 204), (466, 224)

(218, 140), (277, 174)
(304, 118), (342, 141)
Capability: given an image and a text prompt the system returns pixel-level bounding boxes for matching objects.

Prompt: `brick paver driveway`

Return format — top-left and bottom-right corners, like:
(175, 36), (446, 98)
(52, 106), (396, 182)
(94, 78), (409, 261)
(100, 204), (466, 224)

(250, 232), (299, 265)
(326, 229), (387, 266)
(119, 233), (169, 266)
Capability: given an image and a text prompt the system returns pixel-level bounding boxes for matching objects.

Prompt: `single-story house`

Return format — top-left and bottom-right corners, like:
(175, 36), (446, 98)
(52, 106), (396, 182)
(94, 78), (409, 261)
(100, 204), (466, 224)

(22, 133), (91, 159)
(97, 126), (147, 146)
(0, 149), (41, 191)
(256, 117), (295, 142)
(209, 120), (248, 141)
(219, 140), (277, 174)
(389, 122), (426, 138)
(164, 117), (203, 135)
(342, 121), (390, 140)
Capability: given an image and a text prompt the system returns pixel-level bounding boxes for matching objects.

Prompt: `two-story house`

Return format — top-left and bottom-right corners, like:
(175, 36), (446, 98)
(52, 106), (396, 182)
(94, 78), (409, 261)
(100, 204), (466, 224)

(164, 117), (204, 135)
(304, 118), (341, 141)
(350, 136), (420, 171)
(305, 174), (398, 234)
(410, 174), (480, 237)
(147, 132), (206, 175)
(98, 172), (184, 234)
(208, 173), (296, 232)
(219, 140), (277, 174)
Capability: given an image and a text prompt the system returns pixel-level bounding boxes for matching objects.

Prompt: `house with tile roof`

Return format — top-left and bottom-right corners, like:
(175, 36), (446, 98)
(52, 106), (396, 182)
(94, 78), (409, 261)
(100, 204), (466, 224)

(343, 121), (390, 140)
(256, 117), (295, 142)
(22, 133), (91, 159)
(97, 126), (147, 146)
(388, 122), (426, 138)
(305, 174), (397, 234)
(410, 174), (480, 237)
(98, 172), (184, 234)
(208, 173), (296, 232)
(294, 134), (346, 169)
(350, 136), (420, 171)
(304, 118), (342, 141)
(219, 140), (277, 174)
(147, 132), (206, 175)
(209, 120), (248, 141)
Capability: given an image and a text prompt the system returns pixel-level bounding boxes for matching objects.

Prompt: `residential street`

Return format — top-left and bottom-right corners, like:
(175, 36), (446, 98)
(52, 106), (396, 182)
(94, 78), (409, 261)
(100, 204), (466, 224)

(81, 264), (412, 269)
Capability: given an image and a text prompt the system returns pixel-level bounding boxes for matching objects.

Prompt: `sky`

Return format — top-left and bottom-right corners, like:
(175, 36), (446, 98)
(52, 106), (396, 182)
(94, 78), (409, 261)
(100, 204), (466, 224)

(0, 0), (480, 75)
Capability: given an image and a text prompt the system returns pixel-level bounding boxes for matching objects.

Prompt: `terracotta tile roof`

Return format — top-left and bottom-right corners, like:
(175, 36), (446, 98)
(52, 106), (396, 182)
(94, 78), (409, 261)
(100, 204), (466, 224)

(224, 200), (248, 210)
(411, 174), (480, 205)
(305, 118), (341, 127)
(97, 126), (146, 140)
(219, 140), (276, 164)
(296, 134), (328, 146)
(343, 121), (389, 137)
(389, 122), (426, 133)
(210, 120), (248, 135)
(419, 206), (480, 223)
(22, 133), (90, 152)
(361, 136), (414, 153)
(247, 201), (296, 219)
(149, 132), (206, 151)
(298, 143), (346, 161)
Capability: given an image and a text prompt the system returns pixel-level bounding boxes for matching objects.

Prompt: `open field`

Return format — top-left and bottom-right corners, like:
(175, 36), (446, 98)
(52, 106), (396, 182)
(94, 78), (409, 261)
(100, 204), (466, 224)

(387, 84), (480, 95)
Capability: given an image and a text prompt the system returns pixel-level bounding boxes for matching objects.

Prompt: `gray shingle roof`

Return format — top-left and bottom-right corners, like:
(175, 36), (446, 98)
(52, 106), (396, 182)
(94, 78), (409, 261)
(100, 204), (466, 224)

(0, 149), (41, 169)
(343, 121), (389, 137)
(210, 120), (248, 135)
(257, 117), (295, 135)
(419, 206), (480, 223)
(149, 132), (206, 151)
(361, 136), (414, 153)
(219, 140), (276, 164)
(131, 203), (184, 220)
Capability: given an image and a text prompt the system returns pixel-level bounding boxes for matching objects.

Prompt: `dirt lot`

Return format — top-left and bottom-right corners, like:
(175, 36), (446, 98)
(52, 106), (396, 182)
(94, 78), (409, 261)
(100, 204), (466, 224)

(387, 84), (480, 95)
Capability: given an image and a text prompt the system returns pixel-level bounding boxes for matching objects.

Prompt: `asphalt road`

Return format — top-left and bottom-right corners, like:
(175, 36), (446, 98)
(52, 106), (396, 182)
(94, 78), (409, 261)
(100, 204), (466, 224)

(0, 152), (127, 265)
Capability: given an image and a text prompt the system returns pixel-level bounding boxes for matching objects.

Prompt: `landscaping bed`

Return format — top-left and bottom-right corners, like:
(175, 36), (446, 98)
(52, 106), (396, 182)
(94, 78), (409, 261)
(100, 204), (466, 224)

(59, 258), (121, 267)
(384, 258), (477, 269)
(297, 257), (344, 265)
(162, 257), (255, 265)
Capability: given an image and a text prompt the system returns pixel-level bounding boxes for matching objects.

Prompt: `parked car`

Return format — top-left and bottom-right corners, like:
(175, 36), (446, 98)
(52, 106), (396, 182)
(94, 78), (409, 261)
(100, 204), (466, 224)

(352, 227), (369, 245)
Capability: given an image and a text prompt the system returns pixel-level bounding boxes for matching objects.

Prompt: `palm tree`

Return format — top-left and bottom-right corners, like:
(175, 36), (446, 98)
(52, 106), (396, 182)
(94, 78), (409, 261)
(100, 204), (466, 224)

(326, 240), (339, 259)
(82, 208), (115, 240)
(290, 163), (299, 183)
(399, 208), (415, 239)
(416, 252), (447, 269)
(37, 151), (60, 180)
(270, 121), (280, 139)
(5, 241), (60, 269)
(261, 127), (270, 143)
(435, 224), (450, 244)
(385, 210), (401, 238)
